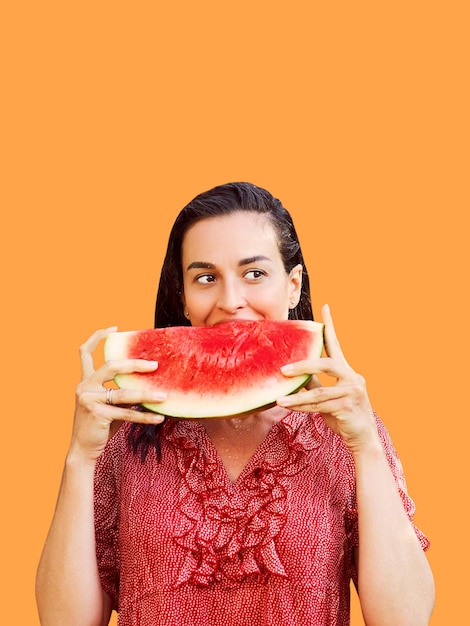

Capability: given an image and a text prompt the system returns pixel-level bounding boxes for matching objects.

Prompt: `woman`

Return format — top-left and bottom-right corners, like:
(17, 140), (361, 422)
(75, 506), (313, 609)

(36, 182), (434, 625)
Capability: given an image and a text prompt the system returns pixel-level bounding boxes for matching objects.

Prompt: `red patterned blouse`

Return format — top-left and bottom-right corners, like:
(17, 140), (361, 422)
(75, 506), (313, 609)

(94, 411), (429, 626)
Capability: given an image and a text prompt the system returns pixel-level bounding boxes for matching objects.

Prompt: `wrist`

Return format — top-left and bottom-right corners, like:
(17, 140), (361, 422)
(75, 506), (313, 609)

(349, 433), (384, 462)
(65, 445), (100, 472)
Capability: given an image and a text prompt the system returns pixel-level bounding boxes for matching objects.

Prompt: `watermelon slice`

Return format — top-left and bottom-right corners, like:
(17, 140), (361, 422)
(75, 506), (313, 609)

(104, 319), (323, 418)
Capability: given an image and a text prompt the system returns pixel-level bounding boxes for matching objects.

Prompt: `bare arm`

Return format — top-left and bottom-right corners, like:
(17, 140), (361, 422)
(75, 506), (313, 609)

(36, 454), (113, 626)
(35, 328), (167, 626)
(278, 304), (435, 625)
(352, 440), (434, 625)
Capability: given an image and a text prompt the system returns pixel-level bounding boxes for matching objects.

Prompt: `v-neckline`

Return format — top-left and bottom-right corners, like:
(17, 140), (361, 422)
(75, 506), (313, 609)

(200, 414), (288, 486)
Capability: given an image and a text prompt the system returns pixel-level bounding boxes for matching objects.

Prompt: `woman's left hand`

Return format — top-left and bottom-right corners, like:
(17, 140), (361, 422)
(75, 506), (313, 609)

(277, 304), (379, 453)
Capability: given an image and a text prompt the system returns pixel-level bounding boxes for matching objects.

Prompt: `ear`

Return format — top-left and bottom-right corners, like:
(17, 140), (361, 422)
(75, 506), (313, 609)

(179, 289), (191, 319)
(288, 264), (303, 306)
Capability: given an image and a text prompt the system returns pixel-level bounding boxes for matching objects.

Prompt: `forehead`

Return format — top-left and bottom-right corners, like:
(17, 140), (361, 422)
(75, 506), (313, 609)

(182, 212), (280, 260)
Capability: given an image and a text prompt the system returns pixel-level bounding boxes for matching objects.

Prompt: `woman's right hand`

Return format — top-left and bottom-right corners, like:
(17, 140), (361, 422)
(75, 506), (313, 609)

(69, 326), (168, 464)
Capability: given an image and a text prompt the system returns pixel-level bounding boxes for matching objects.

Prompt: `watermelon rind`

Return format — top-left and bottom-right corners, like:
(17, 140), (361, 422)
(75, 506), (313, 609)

(104, 320), (323, 419)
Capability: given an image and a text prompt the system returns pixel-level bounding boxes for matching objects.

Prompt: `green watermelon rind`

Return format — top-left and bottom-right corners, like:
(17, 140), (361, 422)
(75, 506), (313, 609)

(136, 373), (314, 418)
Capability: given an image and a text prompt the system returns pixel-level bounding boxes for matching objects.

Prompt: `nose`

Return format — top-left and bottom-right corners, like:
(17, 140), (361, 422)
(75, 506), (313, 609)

(217, 277), (247, 313)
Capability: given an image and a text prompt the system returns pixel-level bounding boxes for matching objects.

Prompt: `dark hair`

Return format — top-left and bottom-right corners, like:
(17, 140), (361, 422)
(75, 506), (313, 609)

(130, 182), (314, 460)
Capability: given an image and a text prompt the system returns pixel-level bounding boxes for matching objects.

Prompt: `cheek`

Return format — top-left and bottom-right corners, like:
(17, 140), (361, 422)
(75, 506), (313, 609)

(251, 286), (290, 316)
(184, 287), (213, 315)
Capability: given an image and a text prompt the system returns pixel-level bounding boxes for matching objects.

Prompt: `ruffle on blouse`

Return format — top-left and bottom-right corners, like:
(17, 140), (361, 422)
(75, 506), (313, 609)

(164, 412), (323, 588)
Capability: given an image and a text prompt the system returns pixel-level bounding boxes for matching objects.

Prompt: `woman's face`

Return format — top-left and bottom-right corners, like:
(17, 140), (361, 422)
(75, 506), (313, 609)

(181, 211), (302, 327)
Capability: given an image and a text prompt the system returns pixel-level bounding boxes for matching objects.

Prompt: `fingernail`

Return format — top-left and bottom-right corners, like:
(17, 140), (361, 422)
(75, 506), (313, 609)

(277, 397), (291, 406)
(280, 364), (294, 374)
(144, 360), (159, 367)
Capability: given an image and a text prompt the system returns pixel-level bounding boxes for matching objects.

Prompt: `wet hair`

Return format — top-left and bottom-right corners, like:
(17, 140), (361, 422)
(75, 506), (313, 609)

(130, 182), (314, 460)
(155, 181), (313, 326)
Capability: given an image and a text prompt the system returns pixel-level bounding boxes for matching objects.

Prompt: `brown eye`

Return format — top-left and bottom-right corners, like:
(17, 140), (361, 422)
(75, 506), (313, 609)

(196, 274), (216, 284)
(245, 270), (266, 280)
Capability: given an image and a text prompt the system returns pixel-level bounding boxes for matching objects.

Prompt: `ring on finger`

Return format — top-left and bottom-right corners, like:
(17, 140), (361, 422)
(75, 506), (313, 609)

(106, 388), (115, 405)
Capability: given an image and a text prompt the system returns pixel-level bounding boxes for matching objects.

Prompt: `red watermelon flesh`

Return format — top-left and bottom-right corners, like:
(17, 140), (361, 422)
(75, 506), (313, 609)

(104, 319), (323, 418)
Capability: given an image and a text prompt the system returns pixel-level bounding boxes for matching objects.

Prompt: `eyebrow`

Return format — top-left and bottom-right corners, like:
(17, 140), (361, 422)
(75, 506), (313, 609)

(186, 255), (271, 271)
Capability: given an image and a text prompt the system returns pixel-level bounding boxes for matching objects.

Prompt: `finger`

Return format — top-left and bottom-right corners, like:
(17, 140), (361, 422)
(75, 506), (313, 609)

(90, 358), (159, 385)
(80, 326), (118, 379)
(101, 404), (167, 425)
(321, 304), (348, 365)
(277, 384), (350, 409)
(278, 399), (342, 414)
(102, 387), (168, 407)
(280, 360), (319, 376)
(281, 357), (351, 381)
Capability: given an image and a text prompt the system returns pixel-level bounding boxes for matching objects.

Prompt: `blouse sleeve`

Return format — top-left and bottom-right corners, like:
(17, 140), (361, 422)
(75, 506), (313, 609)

(345, 414), (430, 551)
(344, 413), (430, 587)
(375, 415), (430, 551)
(93, 432), (122, 611)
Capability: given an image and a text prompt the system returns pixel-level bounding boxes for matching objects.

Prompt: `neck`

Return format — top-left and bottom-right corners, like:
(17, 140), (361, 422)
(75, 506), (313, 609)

(202, 405), (290, 433)
(199, 405), (292, 483)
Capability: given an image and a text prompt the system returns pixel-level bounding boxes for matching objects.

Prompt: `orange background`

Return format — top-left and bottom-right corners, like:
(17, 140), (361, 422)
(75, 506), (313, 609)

(1, 2), (468, 624)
